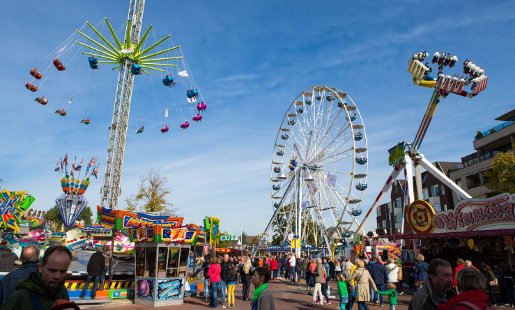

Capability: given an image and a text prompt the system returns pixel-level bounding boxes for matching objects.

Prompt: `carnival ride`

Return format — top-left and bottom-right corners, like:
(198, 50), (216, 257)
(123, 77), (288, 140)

(24, 0), (207, 214)
(357, 51), (488, 236)
(260, 85), (368, 256)
(55, 154), (99, 227)
(0, 190), (36, 233)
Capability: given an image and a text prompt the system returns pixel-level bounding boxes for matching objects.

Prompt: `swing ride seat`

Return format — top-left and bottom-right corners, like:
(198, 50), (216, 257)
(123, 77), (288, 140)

(196, 102), (207, 111)
(187, 89), (199, 99)
(131, 64), (142, 75)
(88, 57), (99, 69)
(160, 125), (169, 133)
(162, 75), (175, 86)
(192, 113), (203, 121)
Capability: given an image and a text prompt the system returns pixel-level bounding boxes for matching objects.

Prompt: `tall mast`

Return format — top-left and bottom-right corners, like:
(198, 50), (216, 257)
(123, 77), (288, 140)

(100, 0), (145, 210)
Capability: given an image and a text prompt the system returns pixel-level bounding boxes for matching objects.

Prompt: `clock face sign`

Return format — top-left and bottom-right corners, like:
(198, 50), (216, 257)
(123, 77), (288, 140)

(406, 200), (435, 234)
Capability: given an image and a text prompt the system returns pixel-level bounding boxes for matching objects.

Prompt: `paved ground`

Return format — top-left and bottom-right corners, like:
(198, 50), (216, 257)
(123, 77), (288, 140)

(82, 278), (413, 309)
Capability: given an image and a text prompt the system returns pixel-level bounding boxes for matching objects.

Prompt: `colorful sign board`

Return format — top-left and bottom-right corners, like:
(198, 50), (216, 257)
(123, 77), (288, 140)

(204, 216), (220, 245)
(97, 206), (183, 230)
(156, 278), (184, 300)
(406, 193), (515, 235)
(0, 190), (35, 233)
(433, 193), (514, 233)
(219, 235), (238, 241)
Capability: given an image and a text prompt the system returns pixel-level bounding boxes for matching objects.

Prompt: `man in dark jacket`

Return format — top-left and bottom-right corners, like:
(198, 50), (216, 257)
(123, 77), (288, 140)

(0, 244), (40, 306)
(2, 245), (72, 310)
(200, 255), (211, 300)
(80, 247), (106, 299)
(371, 257), (388, 306)
(409, 258), (455, 310)
(220, 254), (231, 306)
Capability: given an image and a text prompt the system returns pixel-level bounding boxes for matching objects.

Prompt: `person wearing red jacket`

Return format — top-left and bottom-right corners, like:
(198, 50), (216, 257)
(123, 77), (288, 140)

(438, 267), (489, 310)
(453, 259), (466, 290)
(207, 258), (222, 308)
(269, 256), (279, 280)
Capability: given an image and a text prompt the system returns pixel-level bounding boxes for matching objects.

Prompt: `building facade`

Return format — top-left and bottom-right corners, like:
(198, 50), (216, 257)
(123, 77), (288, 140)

(450, 109), (514, 201)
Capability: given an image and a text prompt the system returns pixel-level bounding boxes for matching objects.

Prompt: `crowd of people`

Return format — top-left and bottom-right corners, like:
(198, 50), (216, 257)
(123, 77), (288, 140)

(193, 252), (515, 310)
(1, 244), (515, 310)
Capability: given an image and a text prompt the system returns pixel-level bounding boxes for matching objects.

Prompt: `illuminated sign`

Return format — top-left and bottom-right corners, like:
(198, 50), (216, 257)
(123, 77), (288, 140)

(388, 142), (406, 167)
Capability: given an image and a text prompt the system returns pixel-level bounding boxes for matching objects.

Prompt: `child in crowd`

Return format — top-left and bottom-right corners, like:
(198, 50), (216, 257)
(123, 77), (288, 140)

(337, 273), (349, 310)
(378, 282), (398, 310)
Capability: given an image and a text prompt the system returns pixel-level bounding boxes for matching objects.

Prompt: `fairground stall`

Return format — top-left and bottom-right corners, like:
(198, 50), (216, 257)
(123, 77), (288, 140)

(402, 194), (515, 269)
(129, 223), (191, 307)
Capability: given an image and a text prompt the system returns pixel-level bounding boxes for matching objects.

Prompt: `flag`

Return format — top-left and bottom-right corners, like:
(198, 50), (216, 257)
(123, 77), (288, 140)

(93, 164), (99, 179)
(165, 108), (168, 118)
(178, 70), (189, 77)
(54, 160), (59, 172)
(88, 157), (97, 167)
(63, 153), (68, 166)
(327, 173), (337, 187)
(73, 158), (84, 172)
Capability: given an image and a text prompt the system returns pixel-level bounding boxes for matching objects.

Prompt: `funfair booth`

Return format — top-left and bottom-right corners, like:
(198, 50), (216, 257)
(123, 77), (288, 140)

(129, 224), (191, 307)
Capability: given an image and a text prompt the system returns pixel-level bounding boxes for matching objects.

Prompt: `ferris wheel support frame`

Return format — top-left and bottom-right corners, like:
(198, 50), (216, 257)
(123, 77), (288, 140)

(357, 51), (487, 236)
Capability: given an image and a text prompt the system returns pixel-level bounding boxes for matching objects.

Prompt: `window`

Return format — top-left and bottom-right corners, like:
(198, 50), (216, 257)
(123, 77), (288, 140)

(395, 215), (403, 224)
(423, 188), (429, 200)
(433, 203), (441, 212)
(455, 178), (462, 187)
(443, 204), (448, 211)
(431, 185), (440, 197)
(395, 198), (402, 208)
(466, 173), (482, 189)
(441, 185), (445, 195)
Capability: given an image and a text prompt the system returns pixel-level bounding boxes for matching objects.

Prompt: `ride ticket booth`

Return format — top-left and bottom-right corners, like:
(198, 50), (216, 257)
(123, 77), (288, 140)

(131, 224), (191, 307)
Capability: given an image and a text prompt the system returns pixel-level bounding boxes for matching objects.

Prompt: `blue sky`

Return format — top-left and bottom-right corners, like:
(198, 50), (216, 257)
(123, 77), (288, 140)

(1, 1), (514, 236)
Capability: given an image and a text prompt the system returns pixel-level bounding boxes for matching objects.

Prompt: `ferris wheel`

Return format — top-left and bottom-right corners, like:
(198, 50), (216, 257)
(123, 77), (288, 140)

(266, 85), (368, 254)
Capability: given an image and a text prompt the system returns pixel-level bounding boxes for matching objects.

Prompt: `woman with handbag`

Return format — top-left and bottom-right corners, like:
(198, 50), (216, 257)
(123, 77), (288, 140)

(351, 259), (377, 310)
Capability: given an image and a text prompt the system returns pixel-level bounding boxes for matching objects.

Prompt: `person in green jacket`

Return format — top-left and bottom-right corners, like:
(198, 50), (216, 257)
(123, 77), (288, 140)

(337, 273), (349, 310)
(378, 282), (398, 310)
(2, 245), (73, 310)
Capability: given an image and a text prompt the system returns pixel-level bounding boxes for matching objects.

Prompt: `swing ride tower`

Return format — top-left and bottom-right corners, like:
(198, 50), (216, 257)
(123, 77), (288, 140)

(101, 0), (143, 211)
(75, 0), (181, 210)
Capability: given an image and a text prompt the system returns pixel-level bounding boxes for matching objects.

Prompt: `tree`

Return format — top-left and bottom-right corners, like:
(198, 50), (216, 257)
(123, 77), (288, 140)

(43, 205), (93, 229)
(484, 148), (515, 194)
(125, 197), (137, 211)
(130, 169), (176, 214)
(271, 204), (322, 246)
